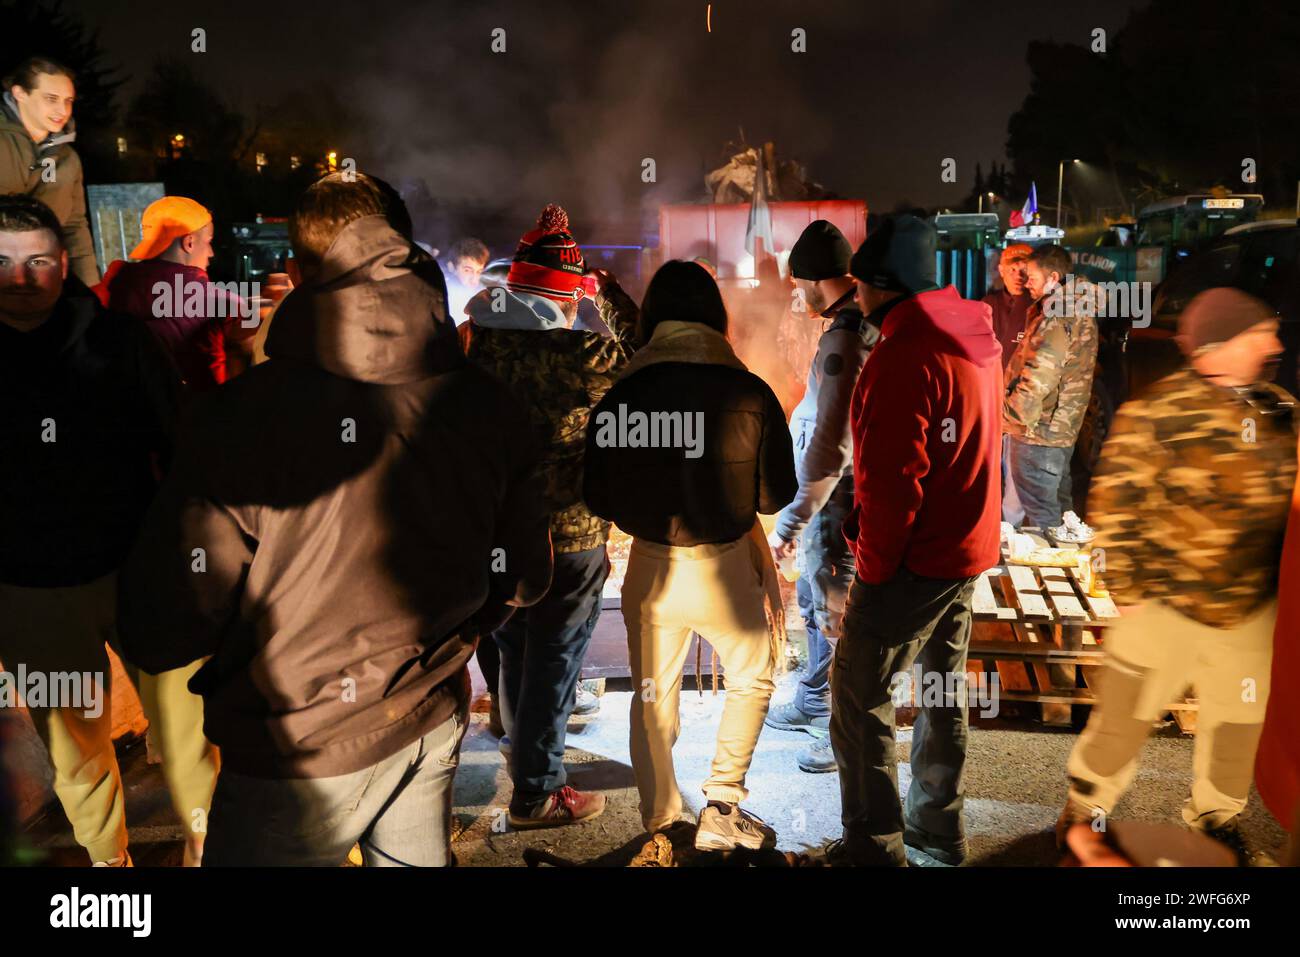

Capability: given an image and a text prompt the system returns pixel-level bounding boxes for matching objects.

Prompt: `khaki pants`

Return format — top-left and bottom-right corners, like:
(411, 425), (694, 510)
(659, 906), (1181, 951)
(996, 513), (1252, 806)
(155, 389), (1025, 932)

(1067, 599), (1275, 830)
(0, 573), (217, 863)
(623, 536), (777, 832)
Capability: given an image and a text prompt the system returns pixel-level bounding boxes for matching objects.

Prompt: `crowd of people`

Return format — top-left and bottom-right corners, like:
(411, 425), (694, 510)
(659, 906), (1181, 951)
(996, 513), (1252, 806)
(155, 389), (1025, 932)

(2, 54), (1299, 868)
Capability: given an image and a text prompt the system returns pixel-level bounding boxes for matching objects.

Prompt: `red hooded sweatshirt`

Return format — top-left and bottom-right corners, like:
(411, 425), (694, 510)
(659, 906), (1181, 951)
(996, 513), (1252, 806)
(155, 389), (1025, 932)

(847, 285), (1003, 583)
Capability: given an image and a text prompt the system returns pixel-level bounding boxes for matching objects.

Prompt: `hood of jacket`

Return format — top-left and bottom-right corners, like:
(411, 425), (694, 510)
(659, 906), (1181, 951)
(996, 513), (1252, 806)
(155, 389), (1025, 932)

(265, 215), (462, 385)
(464, 285), (570, 331)
(1, 91), (77, 152)
(883, 286), (1002, 367)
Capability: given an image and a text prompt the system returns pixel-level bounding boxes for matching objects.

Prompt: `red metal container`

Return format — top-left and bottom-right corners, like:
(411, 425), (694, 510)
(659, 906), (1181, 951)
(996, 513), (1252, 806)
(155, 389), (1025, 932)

(658, 199), (868, 279)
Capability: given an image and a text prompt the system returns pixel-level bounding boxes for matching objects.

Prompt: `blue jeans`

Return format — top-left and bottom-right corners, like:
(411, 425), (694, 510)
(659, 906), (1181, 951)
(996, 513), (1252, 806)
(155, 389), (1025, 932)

(1006, 437), (1072, 531)
(495, 545), (609, 808)
(793, 478), (856, 719)
(1000, 434), (1024, 525)
(204, 707), (467, 867)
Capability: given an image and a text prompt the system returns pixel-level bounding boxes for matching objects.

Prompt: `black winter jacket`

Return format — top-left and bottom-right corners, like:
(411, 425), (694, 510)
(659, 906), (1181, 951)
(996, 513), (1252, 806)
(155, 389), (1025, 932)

(583, 361), (797, 545)
(0, 292), (179, 587)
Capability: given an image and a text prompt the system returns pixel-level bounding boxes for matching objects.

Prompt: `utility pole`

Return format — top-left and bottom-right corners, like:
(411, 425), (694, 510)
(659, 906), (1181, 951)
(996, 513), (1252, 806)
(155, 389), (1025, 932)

(1057, 160), (1065, 229)
(1057, 159), (1079, 229)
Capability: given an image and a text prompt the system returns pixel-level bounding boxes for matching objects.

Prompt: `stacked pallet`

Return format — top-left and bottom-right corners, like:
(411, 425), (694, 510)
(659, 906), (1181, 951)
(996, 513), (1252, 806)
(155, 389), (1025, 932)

(970, 558), (1196, 731)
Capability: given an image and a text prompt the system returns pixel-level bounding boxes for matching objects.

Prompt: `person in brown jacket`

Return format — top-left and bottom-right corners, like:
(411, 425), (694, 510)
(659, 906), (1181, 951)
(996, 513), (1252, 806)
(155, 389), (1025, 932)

(118, 173), (553, 866)
(1, 57), (98, 285)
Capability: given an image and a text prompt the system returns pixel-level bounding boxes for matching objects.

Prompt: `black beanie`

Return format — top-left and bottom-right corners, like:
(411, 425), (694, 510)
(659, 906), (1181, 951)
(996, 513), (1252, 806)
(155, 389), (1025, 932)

(789, 220), (852, 281)
(640, 259), (728, 340)
(850, 214), (939, 294)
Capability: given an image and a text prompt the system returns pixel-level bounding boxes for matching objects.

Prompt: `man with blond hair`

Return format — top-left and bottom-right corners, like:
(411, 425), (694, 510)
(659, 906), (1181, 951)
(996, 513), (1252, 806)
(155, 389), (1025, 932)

(1, 57), (98, 284)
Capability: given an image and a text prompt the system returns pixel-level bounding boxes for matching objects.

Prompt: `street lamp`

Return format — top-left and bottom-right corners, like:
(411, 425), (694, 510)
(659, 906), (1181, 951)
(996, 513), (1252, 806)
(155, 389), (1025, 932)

(979, 190), (995, 214)
(1057, 159), (1079, 228)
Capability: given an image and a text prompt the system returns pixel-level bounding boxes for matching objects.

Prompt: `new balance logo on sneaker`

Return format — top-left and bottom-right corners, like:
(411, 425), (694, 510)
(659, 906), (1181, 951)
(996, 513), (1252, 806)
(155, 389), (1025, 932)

(507, 786), (606, 830)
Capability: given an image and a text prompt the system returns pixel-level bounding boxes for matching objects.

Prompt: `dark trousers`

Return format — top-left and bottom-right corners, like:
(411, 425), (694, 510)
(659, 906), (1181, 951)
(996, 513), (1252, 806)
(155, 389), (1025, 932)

(793, 478), (855, 718)
(495, 545), (608, 809)
(830, 569), (978, 866)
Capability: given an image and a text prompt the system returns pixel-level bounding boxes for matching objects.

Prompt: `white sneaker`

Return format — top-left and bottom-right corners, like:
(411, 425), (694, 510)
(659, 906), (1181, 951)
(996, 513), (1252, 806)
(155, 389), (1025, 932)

(92, 850), (133, 867)
(694, 803), (777, 852)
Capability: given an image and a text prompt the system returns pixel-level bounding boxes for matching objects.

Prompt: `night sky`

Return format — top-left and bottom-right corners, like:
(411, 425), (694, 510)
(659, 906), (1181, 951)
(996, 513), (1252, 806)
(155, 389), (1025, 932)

(80, 0), (1143, 217)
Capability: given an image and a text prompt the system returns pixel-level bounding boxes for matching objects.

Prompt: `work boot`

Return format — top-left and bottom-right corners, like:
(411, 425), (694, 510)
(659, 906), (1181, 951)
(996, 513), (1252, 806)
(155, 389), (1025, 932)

(1055, 798), (1101, 848)
(819, 838), (854, 867)
(572, 683), (600, 717)
(796, 735), (838, 773)
(763, 701), (829, 735)
(1203, 817), (1278, 867)
(694, 802), (776, 852)
(507, 786), (606, 830)
(816, 837), (906, 867)
(903, 825), (968, 866)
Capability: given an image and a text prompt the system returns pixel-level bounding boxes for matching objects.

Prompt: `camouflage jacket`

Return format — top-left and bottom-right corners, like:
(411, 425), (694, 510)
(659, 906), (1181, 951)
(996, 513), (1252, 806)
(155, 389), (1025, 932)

(461, 280), (639, 553)
(1003, 280), (1099, 447)
(1091, 367), (1298, 628)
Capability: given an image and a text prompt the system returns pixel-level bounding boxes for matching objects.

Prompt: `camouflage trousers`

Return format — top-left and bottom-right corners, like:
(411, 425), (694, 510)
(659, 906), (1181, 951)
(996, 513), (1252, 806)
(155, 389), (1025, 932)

(1067, 599), (1276, 830)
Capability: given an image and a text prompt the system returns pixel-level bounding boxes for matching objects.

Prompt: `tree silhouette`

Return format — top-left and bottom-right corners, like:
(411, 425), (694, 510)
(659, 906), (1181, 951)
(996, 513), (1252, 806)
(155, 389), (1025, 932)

(125, 59), (246, 163)
(1006, 0), (1300, 214)
(0, 0), (122, 174)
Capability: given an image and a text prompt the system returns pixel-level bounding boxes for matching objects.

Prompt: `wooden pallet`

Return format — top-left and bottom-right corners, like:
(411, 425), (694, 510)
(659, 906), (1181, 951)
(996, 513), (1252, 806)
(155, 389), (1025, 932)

(971, 529), (1196, 727)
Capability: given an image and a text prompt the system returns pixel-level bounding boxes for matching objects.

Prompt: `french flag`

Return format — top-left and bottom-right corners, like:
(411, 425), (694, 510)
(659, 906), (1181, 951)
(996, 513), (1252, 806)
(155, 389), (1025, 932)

(1009, 182), (1039, 227)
